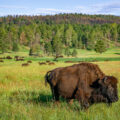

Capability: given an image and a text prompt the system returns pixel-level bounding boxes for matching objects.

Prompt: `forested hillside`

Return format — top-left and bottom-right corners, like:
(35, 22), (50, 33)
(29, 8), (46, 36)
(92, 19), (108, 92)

(0, 14), (120, 56)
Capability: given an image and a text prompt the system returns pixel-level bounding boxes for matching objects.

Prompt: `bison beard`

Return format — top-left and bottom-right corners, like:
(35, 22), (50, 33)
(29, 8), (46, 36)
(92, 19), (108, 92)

(45, 62), (118, 109)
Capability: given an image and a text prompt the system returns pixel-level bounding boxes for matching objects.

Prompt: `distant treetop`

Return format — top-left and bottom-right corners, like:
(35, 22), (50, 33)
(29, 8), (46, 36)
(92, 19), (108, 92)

(0, 13), (120, 25)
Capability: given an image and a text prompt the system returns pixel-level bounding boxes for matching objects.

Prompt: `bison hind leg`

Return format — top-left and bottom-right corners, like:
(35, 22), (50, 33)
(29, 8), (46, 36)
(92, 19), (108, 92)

(51, 86), (59, 102)
(50, 86), (55, 100)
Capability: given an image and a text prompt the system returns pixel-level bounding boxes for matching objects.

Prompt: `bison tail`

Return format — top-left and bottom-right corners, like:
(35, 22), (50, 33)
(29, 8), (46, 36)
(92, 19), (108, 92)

(45, 71), (52, 86)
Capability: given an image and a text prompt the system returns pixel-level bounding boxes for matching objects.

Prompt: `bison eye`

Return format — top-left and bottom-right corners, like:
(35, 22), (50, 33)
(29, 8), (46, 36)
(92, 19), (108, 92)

(108, 85), (114, 91)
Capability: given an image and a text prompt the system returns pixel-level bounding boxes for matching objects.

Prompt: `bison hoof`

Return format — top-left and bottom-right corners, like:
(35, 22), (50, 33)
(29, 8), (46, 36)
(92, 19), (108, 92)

(54, 101), (60, 106)
(68, 99), (74, 105)
(83, 103), (90, 109)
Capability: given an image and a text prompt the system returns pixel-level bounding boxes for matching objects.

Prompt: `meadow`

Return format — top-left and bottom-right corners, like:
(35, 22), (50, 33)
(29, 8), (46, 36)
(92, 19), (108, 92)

(0, 49), (120, 120)
(1, 48), (120, 62)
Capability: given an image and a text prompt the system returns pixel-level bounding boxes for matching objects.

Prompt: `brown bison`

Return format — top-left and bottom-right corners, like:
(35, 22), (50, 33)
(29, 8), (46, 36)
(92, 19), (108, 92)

(55, 55), (63, 59)
(39, 62), (46, 65)
(22, 63), (29, 66)
(27, 60), (32, 63)
(45, 62), (118, 109)
(6, 56), (12, 59)
(46, 60), (50, 63)
(14, 56), (25, 61)
(16, 58), (24, 61)
(48, 62), (55, 65)
(14, 56), (19, 59)
(0, 60), (4, 62)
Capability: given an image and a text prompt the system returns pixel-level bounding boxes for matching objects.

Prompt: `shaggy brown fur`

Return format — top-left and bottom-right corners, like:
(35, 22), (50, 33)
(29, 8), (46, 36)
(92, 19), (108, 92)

(0, 60), (4, 62)
(46, 60), (50, 63)
(27, 60), (32, 63)
(45, 62), (118, 109)
(55, 55), (63, 58)
(22, 63), (29, 66)
(6, 56), (12, 59)
(48, 62), (55, 65)
(14, 56), (19, 59)
(16, 58), (24, 61)
(15, 56), (25, 61)
(39, 62), (46, 65)
(89, 76), (118, 104)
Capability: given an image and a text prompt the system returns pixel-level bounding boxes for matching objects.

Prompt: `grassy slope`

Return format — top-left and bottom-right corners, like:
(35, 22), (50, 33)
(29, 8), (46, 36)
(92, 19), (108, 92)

(0, 60), (120, 120)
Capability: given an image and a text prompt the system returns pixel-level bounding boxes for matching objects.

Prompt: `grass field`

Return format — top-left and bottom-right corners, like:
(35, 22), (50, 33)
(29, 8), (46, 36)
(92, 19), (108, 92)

(0, 56), (120, 120)
(1, 48), (120, 62)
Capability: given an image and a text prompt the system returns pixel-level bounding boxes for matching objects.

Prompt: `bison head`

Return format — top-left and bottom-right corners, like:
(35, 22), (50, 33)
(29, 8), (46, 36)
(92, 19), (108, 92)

(90, 76), (118, 104)
(98, 76), (118, 103)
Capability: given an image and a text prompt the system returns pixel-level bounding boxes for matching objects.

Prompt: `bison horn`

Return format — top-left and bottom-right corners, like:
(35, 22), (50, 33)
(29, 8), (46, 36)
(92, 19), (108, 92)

(103, 76), (108, 84)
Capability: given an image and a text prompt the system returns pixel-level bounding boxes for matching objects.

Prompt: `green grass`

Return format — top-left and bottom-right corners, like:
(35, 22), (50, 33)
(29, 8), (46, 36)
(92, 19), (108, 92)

(0, 60), (120, 120)
(1, 48), (120, 57)
(0, 49), (120, 120)
(55, 57), (120, 62)
(1, 48), (120, 62)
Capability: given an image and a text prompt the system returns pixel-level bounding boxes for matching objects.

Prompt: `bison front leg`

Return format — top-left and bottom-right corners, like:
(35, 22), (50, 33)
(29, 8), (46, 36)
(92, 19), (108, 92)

(75, 88), (90, 109)
(67, 99), (74, 105)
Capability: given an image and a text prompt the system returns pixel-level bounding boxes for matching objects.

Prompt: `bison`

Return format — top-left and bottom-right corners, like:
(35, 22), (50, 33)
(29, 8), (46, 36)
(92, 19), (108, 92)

(46, 60), (50, 63)
(14, 56), (19, 59)
(48, 62), (55, 65)
(6, 56), (12, 59)
(39, 62), (46, 65)
(16, 58), (24, 61)
(45, 62), (118, 109)
(0, 60), (4, 62)
(27, 60), (32, 63)
(22, 63), (29, 66)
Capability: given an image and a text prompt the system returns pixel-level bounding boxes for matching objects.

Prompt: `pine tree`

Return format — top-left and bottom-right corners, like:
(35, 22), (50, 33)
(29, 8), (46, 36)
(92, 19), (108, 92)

(52, 38), (63, 56)
(87, 30), (95, 50)
(65, 25), (73, 47)
(10, 25), (19, 51)
(12, 42), (19, 51)
(64, 47), (71, 57)
(72, 49), (78, 57)
(72, 30), (78, 48)
(29, 47), (33, 56)
(44, 42), (53, 55)
(20, 32), (27, 45)
(94, 40), (107, 53)
(52, 29), (63, 56)
(0, 27), (8, 53)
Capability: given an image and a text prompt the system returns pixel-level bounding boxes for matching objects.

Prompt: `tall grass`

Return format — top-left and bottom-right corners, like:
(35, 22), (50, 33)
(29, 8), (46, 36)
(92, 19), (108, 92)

(0, 61), (120, 120)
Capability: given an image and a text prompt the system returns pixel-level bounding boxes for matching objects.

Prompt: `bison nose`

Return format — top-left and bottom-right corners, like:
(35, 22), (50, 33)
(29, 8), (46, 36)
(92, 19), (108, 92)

(115, 97), (119, 101)
(113, 97), (119, 102)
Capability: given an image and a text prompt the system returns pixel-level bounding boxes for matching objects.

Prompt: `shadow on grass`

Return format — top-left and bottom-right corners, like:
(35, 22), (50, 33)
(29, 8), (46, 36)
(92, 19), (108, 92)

(32, 93), (53, 104)
(115, 53), (120, 55)
(9, 90), (81, 110)
(9, 91), (53, 105)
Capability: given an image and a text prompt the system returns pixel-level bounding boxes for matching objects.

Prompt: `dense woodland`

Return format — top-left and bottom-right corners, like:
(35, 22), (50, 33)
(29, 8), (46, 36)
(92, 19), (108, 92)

(0, 14), (120, 56)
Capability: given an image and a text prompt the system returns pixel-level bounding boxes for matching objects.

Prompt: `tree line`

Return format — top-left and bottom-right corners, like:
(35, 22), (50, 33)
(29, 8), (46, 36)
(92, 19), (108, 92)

(0, 14), (120, 56)
(1, 14), (120, 25)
